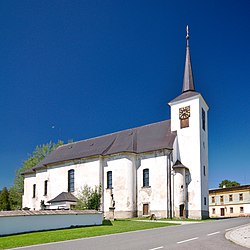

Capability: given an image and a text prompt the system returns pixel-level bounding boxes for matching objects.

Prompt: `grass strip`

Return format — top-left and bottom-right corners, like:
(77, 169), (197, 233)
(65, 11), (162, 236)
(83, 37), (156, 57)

(0, 220), (176, 249)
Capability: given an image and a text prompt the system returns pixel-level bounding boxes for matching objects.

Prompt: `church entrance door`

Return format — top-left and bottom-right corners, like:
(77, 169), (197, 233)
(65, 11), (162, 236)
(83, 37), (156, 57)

(143, 204), (149, 215)
(179, 204), (184, 217)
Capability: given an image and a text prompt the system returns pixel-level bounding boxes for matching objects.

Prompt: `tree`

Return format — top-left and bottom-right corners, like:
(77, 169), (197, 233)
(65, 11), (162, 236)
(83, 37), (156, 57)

(219, 179), (240, 188)
(10, 141), (63, 210)
(0, 187), (11, 211)
(76, 185), (102, 210)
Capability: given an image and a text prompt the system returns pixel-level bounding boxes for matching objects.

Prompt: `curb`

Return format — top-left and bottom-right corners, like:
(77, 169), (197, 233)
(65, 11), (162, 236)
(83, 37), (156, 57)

(225, 224), (250, 249)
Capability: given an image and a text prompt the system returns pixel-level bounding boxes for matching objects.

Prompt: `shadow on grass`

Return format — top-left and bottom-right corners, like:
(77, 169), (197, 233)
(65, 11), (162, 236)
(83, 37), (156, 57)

(102, 219), (113, 226)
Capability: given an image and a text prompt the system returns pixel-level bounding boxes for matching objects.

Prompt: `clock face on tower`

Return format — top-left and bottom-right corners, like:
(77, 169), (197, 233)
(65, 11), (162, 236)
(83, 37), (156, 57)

(179, 106), (190, 120)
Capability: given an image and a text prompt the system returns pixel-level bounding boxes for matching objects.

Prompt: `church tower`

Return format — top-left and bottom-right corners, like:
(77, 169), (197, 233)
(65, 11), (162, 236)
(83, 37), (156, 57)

(169, 26), (209, 219)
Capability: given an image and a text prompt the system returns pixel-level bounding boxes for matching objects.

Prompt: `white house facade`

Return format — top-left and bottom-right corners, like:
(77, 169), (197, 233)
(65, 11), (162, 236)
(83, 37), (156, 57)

(209, 185), (250, 217)
(22, 27), (209, 219)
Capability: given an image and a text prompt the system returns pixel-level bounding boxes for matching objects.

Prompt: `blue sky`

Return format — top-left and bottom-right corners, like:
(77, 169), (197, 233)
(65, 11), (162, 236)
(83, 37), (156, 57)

(0, 0), (249, 190)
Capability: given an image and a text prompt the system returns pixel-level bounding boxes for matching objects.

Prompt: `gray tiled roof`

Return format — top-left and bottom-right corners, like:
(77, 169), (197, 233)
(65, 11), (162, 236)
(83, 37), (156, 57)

(24, 120), (176, 174)
(169, 91), (200, 104)
(173, 160), (189, 170)
(182, 30), (195, 93)
(48, 192), (78, 203)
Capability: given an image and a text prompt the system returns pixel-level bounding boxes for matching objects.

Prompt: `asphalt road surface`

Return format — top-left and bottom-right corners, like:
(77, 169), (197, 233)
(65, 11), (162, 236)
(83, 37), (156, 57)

(13, 217), (250, 250)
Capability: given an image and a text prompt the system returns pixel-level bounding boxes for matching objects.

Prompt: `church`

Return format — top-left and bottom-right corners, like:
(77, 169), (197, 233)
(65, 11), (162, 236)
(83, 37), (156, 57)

(22, 27), (209, 219)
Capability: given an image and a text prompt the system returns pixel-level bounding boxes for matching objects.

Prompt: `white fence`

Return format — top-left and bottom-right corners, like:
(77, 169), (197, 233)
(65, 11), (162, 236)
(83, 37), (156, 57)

(0, 210), (103, 236)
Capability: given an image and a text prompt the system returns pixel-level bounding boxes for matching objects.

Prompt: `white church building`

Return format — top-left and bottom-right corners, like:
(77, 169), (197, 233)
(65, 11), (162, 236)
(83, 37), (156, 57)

(22, 27), (209, 219)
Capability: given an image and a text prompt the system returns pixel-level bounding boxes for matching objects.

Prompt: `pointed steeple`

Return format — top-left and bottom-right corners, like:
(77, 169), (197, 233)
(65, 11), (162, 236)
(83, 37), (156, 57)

(182, 25), (195, 93)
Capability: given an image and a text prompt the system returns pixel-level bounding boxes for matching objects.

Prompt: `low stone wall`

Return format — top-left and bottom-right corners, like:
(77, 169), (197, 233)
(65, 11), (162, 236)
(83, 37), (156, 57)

(0, 210), (103, 236)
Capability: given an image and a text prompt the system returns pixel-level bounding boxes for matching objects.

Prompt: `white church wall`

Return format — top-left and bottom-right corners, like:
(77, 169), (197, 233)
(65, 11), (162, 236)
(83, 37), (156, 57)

(137, 152), (168, 218)
(35, 169), (50, 210)
(199, 97), (209, 216)
(22, 158), (101, 210)
(47, 159), (100, 198)
(74, 159), (100, 194)
(173, 171), (185, 205)
(22, 173), (36, 210)
(45, 162), (77, 206)
(172, 168), (190, 218)
(103, 155), (136, 218)
(170, 95), (208, 219)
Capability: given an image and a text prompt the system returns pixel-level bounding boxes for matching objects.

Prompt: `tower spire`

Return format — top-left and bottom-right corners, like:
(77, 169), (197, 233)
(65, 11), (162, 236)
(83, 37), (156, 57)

(182, 25), (195, 93)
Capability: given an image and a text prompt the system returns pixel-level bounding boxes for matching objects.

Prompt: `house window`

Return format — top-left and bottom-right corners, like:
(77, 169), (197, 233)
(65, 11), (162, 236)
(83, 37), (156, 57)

(220, 195), (224, 203)
(44, 180), (48, 196)
(203, 166), (206, 176)
(229, 194), (233, 202)
(239, 193), (243, 201)
(204, 197), (206, 206)
(240, 207), (244, 213)
(107, 171), (112, 189)
(212, 196), (215, 203)
(32, 184), (36, 198)
(202, 108), (206, 131)
(143, 169), (149, 187)
(230, 207), (233, 213)
(212, 208), (215, 214)
(68, 169), (75, 192)
(143, 203), (149, 215)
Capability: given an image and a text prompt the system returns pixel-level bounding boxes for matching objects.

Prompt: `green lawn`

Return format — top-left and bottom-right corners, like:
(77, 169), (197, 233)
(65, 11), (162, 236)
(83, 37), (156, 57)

(0, 220), (177, 249)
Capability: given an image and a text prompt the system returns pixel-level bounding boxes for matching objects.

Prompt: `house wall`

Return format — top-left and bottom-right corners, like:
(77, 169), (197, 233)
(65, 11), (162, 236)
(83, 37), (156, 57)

(209, 189), (250, 217)
(209, 204), (250, 217)
(0, 212), (103, 236)
(170, 94), (209, 219)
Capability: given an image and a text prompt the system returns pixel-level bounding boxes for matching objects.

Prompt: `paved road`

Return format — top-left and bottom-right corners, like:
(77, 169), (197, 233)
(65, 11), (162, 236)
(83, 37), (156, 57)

(13, 217), (250, 250)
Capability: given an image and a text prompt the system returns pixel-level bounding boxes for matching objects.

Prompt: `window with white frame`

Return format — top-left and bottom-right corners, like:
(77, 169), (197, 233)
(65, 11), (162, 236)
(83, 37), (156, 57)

(44, 180), (48, 196)
(143, 169), (149, 187)
(107, 171), (112, 189)
(68, 169), (75, 192)
(32, 184), (36, 198)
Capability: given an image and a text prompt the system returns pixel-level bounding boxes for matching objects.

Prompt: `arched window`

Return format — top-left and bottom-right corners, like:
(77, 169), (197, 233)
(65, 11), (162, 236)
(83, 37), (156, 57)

(143, 169), (149, 187)
(32, 184), (36, 198)
(202, 108), (206, 131)
(44, 180), (48, 196)
(107, 171), (112, 189)
(68, 169), (75, 192)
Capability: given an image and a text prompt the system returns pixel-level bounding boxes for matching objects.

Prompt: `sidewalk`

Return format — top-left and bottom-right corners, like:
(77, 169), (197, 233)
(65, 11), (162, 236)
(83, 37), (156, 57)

(135, 219), (201, 225)
(225, 224), (250, 249)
